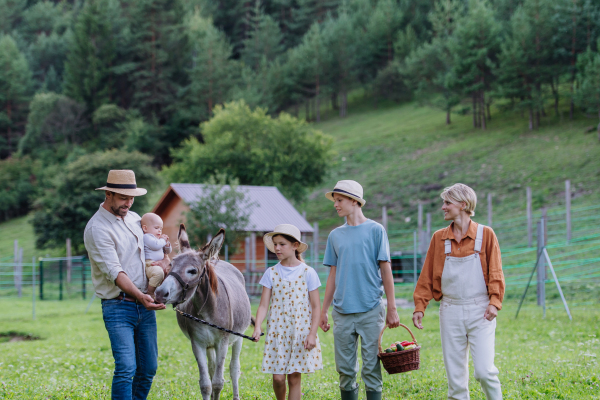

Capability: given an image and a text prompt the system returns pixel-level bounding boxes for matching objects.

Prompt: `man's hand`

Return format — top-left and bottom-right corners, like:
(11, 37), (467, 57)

(412, 312), (424, 329)
(320, 312), (331, 332)
(138, 293), (166, 311)
(152, 254), (171, 275)
(386, 306), (400, 328)
(484, 304), (498, 321)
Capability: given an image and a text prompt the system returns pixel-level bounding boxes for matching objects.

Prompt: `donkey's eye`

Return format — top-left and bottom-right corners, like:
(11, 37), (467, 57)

(187, 268), (198, 275)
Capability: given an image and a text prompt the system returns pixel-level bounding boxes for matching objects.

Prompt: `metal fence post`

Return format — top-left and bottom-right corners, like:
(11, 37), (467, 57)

(59, 259), (63, 301)
(536, 218), (546, 307)
(16, 247), (23, 297)
(487, 193), (492, 227)
(417, 203), (423, 253)
(382, 206), (388, 231)
(66, 238), (72, 283)
(526, 187), (532, 247)
(413, 231), (417, 287)
(82, 258), (86, 300)
(313, 222), (319, 270)
(39, 260), (43, 300)
(32, 257), (36, 320)
(565, 180), (571, 242)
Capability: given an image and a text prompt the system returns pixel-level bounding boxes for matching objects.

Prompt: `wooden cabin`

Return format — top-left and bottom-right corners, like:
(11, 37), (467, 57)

(151, 183), (314, 272)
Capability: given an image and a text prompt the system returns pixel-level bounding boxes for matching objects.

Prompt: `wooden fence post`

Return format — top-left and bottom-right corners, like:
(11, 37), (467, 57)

(382, 206), (388, 232)
(527, 187), (532, 247)
(17, 247), (23, 297)
(565, 180), (571, 242)
(313, 222), (319, 270)
(487, 193), (492, 227)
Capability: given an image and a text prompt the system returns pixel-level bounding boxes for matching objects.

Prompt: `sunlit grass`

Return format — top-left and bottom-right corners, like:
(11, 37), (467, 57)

(1, 297), (598, 399)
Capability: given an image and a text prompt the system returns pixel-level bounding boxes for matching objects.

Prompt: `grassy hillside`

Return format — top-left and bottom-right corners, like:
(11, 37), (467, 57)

(301, 101), (600, 236)
(0, 215), (62, 262)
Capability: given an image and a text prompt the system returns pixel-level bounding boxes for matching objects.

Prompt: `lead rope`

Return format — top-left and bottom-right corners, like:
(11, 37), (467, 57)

(173, 307), (263, 341)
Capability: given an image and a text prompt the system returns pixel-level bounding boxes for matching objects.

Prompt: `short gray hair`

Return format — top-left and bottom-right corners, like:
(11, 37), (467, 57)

(440, 183), (477, 216)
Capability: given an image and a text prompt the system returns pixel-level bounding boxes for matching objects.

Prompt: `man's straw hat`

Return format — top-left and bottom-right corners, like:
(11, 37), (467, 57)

(95, 170), (147, 197)
(325, 180), (366, 206)
(263, 224), (308, 254)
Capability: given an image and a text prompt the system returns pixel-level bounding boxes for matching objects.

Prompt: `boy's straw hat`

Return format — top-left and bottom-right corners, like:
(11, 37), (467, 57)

(325, 180), (366, 206)
(263, 224), (308, 254)
(95, 170), (147, 197)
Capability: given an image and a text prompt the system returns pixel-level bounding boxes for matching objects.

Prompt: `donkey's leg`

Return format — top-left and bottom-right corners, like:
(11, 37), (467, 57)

(229, 337), (243, 400)
(207, 347), (216, 380)
(191, 340), (212, 400)
(210, 337), (229, 400)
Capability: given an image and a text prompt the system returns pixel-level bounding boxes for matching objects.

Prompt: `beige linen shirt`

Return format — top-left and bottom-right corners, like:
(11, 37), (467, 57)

(84, 204), (146, 299)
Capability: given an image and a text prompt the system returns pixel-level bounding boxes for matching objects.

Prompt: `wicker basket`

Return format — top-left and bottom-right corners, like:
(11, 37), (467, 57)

(377, 323), (421, 374)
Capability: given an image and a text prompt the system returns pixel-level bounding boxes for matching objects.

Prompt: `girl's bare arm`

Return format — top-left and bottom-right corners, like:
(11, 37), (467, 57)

(305, 289), (321, 350)
(252, 286), (271, 341)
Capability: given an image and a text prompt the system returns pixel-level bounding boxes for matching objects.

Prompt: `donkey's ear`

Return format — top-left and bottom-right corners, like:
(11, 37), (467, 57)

(205, 229), (225, 259)
(178, 224), (193, 253)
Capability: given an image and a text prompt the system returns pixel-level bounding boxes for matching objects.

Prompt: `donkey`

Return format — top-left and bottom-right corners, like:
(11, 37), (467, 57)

(155, 224), (252, 400)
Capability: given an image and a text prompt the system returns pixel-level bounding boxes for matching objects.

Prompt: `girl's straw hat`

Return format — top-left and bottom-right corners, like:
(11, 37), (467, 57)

(325, 180), (366, 206)
(95, 170), (147, 197)
(263, 224), (308, 254)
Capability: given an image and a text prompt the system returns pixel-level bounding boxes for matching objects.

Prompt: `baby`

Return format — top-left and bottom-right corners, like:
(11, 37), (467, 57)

(141, 213), (172, 298)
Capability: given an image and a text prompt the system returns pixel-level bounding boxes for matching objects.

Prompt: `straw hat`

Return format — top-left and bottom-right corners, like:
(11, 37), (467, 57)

(263, 224), (308, 254)
(95, 170), (147, 197)
(325, 180), (366, 206)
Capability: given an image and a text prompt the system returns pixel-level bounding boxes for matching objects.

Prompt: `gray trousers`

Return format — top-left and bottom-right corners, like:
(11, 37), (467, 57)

(332, 302), (386, 392)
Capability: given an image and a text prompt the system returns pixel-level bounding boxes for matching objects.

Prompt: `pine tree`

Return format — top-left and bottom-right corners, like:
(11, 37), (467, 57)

(63, 0), (116, 115)
(447, 0), (501, 130)
(0, 34), (32, 158)
(575, 45), (600, 139)
(241, 1), (284, 70)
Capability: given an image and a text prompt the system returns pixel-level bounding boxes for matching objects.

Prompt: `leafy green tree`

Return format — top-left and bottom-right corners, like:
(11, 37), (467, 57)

(0, 34), (32, 158)
(0, 0), (27, 33)
(163, 100), (333, 199)
(447, 0), (501, 130)
(18, 92), (88, 162)
(186, 175), (253, 254)
(576, 46), (600, 139)
(28, 30), (70, 93)
(63, 0), (116, 114)
(0, 156), (41, 221)
(32, 149), (159, 252)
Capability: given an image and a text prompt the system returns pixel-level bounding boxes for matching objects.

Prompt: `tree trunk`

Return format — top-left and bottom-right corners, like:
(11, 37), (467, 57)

(550, 77), (559, 117)
(486, 101), (491, 121)
(331, 93), (338, 110)
(535, 110), (540, 129)
(446, 109), (451, 125)
(315, 75), (320, 122)
(529, 107), (534, 131)
(570, 73), (575, 120)
(480, 90), (486, 130)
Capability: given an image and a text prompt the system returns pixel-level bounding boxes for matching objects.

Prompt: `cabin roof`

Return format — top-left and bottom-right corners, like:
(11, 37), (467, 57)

(152, 183), (314, 233)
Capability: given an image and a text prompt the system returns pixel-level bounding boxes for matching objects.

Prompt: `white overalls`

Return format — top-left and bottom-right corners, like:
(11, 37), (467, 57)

(439, 224), (502, 400)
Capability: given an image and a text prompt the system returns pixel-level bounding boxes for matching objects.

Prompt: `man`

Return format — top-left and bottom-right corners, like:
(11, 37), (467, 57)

(319, 180), (400, 400)
(84, 170), (169, 400)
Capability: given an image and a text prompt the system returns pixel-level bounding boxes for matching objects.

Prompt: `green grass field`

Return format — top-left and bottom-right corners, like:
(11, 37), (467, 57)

(1, 296), (598, 399)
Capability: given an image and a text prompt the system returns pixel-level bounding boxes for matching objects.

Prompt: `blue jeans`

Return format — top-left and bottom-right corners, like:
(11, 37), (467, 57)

(102, 298), (158, 400)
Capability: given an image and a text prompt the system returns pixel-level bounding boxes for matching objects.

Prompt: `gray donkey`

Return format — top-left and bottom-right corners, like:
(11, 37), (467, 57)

(155, 224), (252, 400)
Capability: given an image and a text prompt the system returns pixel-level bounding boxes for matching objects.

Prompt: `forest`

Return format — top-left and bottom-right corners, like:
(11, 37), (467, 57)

(1, 0), (600, 250)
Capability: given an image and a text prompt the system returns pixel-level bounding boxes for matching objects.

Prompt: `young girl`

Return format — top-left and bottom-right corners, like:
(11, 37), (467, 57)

(252, 224), (323, 400)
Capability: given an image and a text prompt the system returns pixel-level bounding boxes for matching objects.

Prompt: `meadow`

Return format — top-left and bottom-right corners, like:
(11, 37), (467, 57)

(1, 294), (598, 400)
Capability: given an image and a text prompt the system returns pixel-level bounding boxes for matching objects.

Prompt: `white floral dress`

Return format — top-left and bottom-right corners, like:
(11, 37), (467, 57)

(262, 266), (323, 374)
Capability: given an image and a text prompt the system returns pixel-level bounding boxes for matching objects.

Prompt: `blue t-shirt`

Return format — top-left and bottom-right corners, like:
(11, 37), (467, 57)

(323, 219), (391, 314)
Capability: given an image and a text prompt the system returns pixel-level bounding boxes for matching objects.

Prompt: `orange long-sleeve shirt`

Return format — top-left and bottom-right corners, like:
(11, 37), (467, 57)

(413, 221), (505, 314)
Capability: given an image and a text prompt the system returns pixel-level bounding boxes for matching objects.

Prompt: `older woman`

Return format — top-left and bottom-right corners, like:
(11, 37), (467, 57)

(413, 183), (505, 400)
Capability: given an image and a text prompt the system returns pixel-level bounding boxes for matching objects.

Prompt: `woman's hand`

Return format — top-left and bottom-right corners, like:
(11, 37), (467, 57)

(484, 304), (498, 321)
(251, 326), (262, 342)
(320, 312), (330, 332)
(304, 333), (317, 350)
(412, 312), (424, 329)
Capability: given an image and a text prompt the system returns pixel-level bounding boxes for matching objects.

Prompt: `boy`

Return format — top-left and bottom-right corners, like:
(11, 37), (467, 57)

(319, 180), (400, 400)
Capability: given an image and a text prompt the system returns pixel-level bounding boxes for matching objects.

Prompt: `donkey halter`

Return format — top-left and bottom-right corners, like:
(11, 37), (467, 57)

(167, 262), (207, 306)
